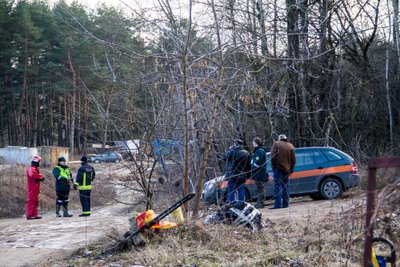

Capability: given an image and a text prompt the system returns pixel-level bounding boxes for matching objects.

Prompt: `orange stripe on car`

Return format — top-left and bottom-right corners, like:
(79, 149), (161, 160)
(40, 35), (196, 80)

(289, 165), (352, 179)
(217, 165), (352, 188)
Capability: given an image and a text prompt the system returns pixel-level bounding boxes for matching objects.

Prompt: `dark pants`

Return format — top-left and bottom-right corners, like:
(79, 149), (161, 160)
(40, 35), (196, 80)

(255, 181), (265, 204)
(56, 189), (70, 210)
(79, 190), (91, 215)
(273, 168), (290, 208)
(227, 180), (245, 202)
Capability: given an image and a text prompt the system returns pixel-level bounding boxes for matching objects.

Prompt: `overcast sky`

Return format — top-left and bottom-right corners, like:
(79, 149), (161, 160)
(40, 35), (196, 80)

(50, 0), (191, 11)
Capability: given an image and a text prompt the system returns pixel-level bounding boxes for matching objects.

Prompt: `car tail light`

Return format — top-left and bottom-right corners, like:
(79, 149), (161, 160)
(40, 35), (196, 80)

(352, 162), (358, 174)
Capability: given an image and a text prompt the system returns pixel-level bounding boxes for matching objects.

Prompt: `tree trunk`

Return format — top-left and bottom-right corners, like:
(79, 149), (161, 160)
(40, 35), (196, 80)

(49, 84), (54, 146)
(58, 95), (63, 146)
(67, 51), (76, 159)
(256, 0), (268, 56)
(393, 0), (400, 69)
(385, 47), (394, 152)
(76, 71), (81, 154)
(0, 91), (3, 147)
(273, 0), (278, 57)
(182, 0), (193, 214)
(18, 30), (30, 146)
(33, 90), (39, 146)
(193, 0), (226, 217)
(64, 93), (69, 147)
(83, 96), (89, 155)
(102, 85), (114, 149)
(286, 0), (300, 145)
(386, 0), (394, 152)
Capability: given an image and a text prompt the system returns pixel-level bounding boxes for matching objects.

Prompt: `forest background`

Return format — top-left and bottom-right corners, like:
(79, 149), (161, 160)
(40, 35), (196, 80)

(0, 0), (399, 211)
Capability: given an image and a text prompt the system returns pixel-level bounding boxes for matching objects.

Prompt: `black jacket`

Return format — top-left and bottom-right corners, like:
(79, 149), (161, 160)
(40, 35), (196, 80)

(251, 146), (268, 182)
(75, 162), (95, 190)
(52, 164), (73, 191)
(223, 145), (251, 184)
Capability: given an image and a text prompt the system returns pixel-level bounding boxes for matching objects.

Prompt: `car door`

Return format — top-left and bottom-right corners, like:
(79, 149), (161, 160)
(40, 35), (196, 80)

(109, 153), (117, 162)
(107, 153), (114, 162)
(291, 149), (331, 194)
(289, 149), (318, 194)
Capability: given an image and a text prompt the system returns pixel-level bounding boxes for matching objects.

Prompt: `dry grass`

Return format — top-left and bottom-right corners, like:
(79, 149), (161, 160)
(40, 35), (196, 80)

(40, 189), (400, 267)
(40, 203), (361, 266)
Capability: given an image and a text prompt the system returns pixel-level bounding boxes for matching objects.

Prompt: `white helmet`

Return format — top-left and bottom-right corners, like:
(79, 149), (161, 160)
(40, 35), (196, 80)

(204, 201), (263, 231)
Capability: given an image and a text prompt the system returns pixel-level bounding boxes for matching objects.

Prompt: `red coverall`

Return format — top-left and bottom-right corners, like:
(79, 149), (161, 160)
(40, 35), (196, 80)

(26, 165), (44, 219)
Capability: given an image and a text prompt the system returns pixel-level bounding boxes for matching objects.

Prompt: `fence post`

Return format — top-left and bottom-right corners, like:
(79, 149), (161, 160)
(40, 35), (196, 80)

(364, 163), (376, 266)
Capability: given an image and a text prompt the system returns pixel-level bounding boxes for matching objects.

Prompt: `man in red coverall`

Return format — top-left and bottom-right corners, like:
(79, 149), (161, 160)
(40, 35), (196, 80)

(26, 155), (45, 220)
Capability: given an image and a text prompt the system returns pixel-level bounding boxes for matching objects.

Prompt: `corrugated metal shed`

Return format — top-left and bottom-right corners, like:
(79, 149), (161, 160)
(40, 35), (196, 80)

(0, 146), (38, 165)
(0, 146), (69, 166)
(38, 146), (69, 167)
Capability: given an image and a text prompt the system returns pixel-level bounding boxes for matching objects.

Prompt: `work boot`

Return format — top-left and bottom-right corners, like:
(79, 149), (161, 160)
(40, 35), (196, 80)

(63, 210), (73, 217)
(63, 211), (73, 217)
(56, 205), (62, 217)
(27, 216), (42, 220)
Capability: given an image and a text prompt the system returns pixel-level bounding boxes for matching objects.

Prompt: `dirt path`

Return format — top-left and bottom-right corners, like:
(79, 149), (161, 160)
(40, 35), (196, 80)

(260, 195), (364, 222)
(0, 203), (130, 267)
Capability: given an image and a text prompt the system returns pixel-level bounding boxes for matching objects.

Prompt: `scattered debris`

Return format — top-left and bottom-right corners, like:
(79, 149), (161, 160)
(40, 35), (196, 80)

(104, 193), (195, 254)
(204, 201), (263, 231)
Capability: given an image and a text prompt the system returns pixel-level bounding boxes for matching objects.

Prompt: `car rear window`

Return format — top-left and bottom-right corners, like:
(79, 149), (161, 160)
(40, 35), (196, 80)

(323, 150), (343, 161)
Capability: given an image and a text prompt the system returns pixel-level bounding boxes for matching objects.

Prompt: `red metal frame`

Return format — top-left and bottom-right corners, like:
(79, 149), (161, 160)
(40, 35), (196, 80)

(364, 157), (400, 266)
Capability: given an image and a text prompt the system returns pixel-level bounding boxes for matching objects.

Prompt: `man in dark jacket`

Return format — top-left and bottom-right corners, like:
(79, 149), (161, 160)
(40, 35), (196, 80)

(251, 137), (267, 209)
(270, 134), (296, 209)
(73, 156), (95, 217)
(53, 156), (73, 217)
(223, 139), (251, 203)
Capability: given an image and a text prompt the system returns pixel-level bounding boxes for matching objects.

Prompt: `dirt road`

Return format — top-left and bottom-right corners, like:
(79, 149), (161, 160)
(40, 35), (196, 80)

(260, 195), (364, 222)
(0, 192), (363, 267)
(0, 202), (130, 267)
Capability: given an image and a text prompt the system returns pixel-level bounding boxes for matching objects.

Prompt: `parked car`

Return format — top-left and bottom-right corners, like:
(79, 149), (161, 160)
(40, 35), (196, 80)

(89, 152), (123, 163)
(201, 147), (361, 204)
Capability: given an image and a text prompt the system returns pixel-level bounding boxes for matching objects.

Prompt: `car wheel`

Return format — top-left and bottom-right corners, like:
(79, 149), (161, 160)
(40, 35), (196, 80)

(319, 178), (343, 199)
(94, 159), (100, 164)
(115, 159), (120, 163)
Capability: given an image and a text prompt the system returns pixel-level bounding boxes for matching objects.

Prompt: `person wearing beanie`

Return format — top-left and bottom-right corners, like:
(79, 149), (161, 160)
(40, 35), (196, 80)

(270, 134), (296, 209)
(52, 156), (73, 217)
(26, 155), (45, 220)
(223, 139), (251, 203)
(73, 155), (96, 217)
(251, 137), (268, 209)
